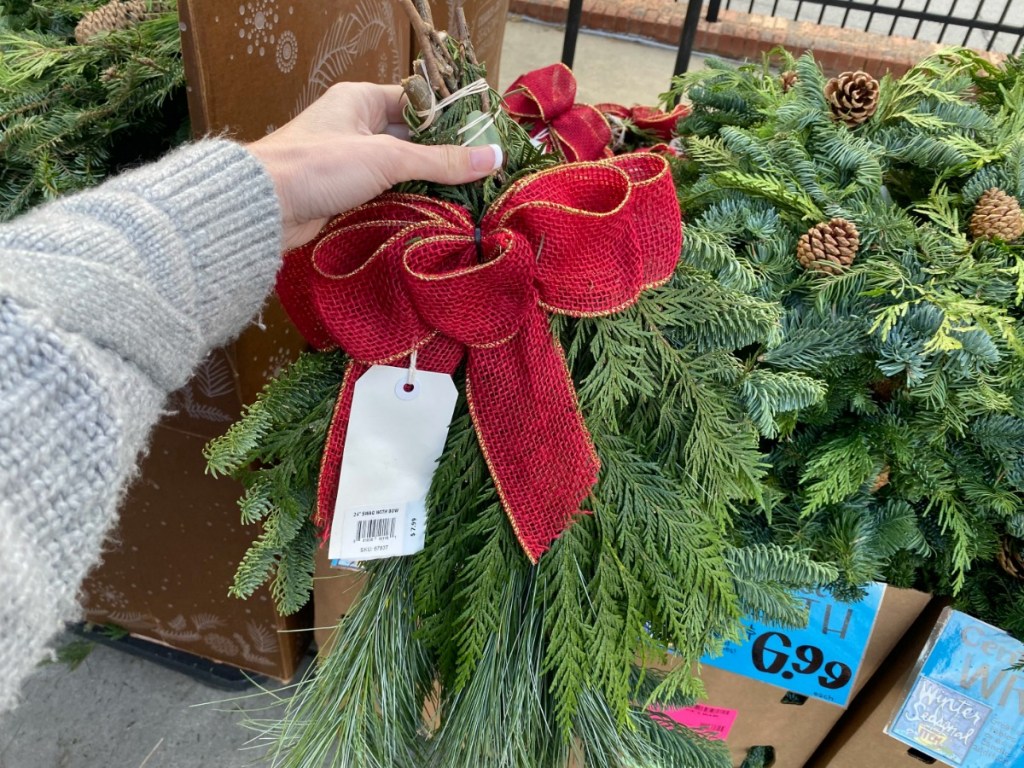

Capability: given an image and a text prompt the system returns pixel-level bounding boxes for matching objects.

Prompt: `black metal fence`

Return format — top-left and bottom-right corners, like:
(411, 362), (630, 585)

(707, 0), (1023, 54)
(561, 0), (705, 76)
(560, 0), (1023, 76)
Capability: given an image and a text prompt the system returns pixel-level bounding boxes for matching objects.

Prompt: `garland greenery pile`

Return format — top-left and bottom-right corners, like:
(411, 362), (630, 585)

(0, 0), (186, 220)
(668, 49), (1024, 637)
(206, 39), (1024, 768)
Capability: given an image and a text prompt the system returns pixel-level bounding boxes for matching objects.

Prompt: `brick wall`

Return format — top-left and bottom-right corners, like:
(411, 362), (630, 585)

(508, 0), (1004, 77)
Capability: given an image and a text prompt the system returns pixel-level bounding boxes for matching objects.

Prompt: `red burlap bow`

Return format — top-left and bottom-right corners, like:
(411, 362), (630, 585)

(504, 63), (612, 162)
(276, 154), (682, 562)
(595, 102), (691, 142)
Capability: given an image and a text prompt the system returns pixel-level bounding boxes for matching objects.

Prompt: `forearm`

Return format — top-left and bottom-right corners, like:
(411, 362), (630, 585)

(0, 139), (282, 390)
(0, 139), (283, 712)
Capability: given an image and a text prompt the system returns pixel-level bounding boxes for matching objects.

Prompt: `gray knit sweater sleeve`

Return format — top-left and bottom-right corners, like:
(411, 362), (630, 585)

(0, 139), (282, 713)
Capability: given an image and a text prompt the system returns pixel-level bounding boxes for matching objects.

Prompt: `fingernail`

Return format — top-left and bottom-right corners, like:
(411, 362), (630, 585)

(471, 144), (503, 173)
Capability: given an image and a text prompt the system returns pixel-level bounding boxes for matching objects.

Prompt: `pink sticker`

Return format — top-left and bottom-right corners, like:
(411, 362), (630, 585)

(657, 704), (738, 741)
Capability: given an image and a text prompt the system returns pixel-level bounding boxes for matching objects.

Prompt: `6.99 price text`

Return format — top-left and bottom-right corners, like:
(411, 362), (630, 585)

(750, 631), (853, 690)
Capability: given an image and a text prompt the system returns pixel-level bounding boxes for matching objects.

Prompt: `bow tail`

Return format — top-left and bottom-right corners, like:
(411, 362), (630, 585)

(314, 360), (365, 537)
(465, 307), (600, 563)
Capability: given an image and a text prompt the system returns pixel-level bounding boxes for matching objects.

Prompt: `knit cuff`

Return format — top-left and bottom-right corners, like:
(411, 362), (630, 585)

(0, 139), (284, 391)
(105, 139), (283, 350)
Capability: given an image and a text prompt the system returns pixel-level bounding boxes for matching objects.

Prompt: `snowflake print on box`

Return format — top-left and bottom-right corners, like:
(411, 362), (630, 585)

(236, 0), (281, 59)
(276, 29), (298, 73)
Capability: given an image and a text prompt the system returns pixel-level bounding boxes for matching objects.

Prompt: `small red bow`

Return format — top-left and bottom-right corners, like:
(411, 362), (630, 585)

(276, 155), (682, 562)
(596, 103), (690, 142)
(504, 63), (611, 162)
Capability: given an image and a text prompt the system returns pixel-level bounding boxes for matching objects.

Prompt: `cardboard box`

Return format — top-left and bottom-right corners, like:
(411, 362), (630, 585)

(692, 587), (933, 768)
(179, 0), (412, 140)
(81, 300), (312, 681)
(806, 600), (947, 768)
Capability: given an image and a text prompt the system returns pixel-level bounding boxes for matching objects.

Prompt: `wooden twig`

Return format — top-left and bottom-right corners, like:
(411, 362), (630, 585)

(416, 0), (457, 85)
(454, 7), (489, 111)
(402, 74), (434, 114)
(413, 0), (433, 27)
(395, 0), (450, 96)
(454, 7), (474, 60)
(448, 0), (462, 32)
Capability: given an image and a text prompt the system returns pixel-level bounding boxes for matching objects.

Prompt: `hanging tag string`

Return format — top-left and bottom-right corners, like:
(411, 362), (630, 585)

(406, 349), (418, 390)
(412, 61), (492, 136)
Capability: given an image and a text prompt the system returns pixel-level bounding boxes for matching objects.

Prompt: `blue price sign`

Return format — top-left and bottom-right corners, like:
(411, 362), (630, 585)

(701, 582), (886, 706)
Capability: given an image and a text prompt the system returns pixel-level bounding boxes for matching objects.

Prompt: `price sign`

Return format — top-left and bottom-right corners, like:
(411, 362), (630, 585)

(701, 582), (886, 706)
(658, 704), (737, 740)
(886, 610), (1024, 768)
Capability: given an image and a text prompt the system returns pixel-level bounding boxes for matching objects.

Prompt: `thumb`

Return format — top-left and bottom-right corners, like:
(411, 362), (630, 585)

(385, 141), (503, 186)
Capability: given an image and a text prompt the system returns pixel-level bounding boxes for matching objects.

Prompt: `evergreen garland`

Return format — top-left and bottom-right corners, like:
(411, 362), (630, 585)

(668, 47), (1024, 616)
(0, 0), (187, 220)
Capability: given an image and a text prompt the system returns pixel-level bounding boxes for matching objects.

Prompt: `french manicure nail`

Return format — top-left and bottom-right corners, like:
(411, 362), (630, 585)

(471, 144), (503, 173)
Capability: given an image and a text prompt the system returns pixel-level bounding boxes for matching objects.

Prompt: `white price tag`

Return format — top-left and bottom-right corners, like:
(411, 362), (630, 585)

(327, 364), (458, 562)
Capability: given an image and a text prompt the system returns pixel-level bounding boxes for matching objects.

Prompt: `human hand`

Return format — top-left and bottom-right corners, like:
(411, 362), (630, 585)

(247, 82), (503, 250)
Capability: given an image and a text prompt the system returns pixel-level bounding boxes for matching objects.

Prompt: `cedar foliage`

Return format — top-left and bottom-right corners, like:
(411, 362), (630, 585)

(0, 0), (187, 219)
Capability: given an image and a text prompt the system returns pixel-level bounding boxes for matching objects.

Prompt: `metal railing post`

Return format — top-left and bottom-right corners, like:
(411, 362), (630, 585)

(561, 0), (585, 68)
(673, 0), (705, 78)
(706, 0), (722, 22)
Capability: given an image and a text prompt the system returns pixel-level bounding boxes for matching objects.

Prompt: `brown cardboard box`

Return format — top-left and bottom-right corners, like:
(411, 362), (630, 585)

(427, 0), (511, 86)
(82, 300), (312, 681)
(693, 587), (933, 768)
(806, 600), (947, 768)
(179, 0), (412, 140)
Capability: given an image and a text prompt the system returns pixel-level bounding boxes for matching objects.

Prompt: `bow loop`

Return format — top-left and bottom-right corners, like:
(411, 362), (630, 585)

(312, 223), (431, 362)
(298, 194), (471, 362)
(595, 102), (690, 142)
(503, 63), (612, 162)
(401, 230), (538, 348)
(504, 62), (578, 123)
(612, 153), (683, 287)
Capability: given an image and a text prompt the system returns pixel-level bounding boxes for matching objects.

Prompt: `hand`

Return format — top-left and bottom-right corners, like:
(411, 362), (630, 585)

(247, 82), (503, 250)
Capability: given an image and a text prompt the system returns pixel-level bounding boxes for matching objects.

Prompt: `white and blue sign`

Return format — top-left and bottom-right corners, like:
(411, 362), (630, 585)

(886, 610), (1024, 767)
(701, 582), (886, 706)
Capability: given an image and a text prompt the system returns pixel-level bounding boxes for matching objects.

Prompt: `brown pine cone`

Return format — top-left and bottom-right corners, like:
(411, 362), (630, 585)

(75, 0), (170, 44)
(780, 70), (799, 93)
(870, 376), (902, 404)
(996, 536), (1024, 580)
(796, 218), (860, 274)
(869, 465), (890, 493)
(824, 71), (880, 127)
(970, 188), (1024, 242)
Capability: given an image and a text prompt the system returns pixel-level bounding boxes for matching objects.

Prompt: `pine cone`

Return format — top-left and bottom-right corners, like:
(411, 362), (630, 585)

(796, 218), (860, 274)
(75, 0), (170, 44)
(780, 70), (798, 93)
(824, 71), (880, 127)
(996, 536), (1024, 580)
(969, 188), (1024, 242)
(870, 465), (890, 493)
